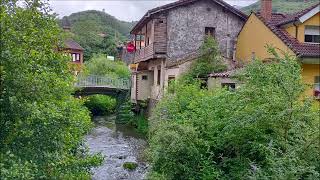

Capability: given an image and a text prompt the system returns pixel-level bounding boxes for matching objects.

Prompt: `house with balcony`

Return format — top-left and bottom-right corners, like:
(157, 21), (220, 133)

(236, 0), (320, 99)
(130, 0), (247, 103)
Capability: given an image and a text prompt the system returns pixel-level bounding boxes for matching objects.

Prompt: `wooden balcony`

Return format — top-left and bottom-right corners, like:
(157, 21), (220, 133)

(134, 43), (166, 63)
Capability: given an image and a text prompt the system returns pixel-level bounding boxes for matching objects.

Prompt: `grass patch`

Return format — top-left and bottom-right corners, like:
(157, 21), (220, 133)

(123, 162), (138, 171)
(129, 114), (149, 136)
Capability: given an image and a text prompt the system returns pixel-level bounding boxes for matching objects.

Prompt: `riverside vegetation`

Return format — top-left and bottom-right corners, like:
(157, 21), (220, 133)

(0, 0), (103, 178)
(147, 37), (320, 179)
(82, 54), (148, 135)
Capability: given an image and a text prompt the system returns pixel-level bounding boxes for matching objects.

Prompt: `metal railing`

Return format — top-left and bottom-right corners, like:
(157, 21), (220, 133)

(75, 75), (131, 90)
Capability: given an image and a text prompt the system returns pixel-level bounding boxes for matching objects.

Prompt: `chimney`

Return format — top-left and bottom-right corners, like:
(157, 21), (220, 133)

(261, 0), (272, 21)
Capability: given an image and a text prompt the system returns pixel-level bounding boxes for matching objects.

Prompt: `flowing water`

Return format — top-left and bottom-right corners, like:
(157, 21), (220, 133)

(85, 116), (148, 180)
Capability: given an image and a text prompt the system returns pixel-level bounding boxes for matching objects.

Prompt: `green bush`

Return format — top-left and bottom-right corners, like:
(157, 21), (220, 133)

(179, 36), (227, 85)
(123, 162), (138, 171)
(84, 54), (130, 79)
(1, 1), (103, 178)
(84, 95), (117, 116)
(129, 114), (149, 136)
(116, 100), (135, 124)
(148, 49), (319, 179)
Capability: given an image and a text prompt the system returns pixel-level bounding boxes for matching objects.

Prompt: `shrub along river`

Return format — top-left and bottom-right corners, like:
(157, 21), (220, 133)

(85, 115), (148, 180)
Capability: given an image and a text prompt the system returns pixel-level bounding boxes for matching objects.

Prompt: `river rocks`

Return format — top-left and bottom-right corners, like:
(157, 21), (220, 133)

(123, 162), (138, 171)
(85, 118), (149, 180)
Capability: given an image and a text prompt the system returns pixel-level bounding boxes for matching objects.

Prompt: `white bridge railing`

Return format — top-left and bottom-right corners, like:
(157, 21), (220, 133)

(75, 75), (131, 90)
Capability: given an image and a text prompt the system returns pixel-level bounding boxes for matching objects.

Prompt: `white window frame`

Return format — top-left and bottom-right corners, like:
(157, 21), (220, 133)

(304, 26), (320, 44)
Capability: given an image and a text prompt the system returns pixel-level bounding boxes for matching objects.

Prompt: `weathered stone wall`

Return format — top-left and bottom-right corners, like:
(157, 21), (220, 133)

(166, 0), (245, 65)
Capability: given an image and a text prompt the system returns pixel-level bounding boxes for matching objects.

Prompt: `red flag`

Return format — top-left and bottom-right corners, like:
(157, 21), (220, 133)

(126, 42), (135, 53)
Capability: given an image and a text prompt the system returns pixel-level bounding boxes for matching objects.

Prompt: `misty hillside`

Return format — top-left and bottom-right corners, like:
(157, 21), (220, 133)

(241, 0), (319, 14)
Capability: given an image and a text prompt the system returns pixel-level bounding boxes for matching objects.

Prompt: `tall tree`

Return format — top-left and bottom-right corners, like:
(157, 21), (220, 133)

(0, 0), (101, 178)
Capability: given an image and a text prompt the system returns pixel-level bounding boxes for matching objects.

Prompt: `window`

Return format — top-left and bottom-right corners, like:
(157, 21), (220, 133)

(314, 76), (320, 99)
(168, 76), (176, 93)
(305, 26), (320, 43)
(222, 83), (236, 91)
(157, 69), (161, 85)
(168, 76), (175, 86)
(71, 53), (80, 62)
(146, 37), (150, 46)
(205, 27), (215, 37)
(142, 75), (148, 80)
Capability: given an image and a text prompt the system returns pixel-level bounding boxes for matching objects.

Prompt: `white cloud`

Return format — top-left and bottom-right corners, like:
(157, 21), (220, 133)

(49, 0), (258, 21)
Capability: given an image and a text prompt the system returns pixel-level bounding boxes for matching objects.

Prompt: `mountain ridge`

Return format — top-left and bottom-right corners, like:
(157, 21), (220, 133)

(241, 0), (319, 15)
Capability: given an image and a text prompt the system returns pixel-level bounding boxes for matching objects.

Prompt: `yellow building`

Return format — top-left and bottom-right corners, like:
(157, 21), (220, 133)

(236, 0), (320, 99)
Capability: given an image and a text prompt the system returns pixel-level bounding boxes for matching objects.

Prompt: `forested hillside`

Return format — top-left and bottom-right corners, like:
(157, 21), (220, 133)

(59, 10), (136, 60)
(241, 0), (319, 14)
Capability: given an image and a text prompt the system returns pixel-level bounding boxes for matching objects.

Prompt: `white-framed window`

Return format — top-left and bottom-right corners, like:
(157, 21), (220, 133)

(71, 53), (80, 61)
(305, 26), (320, 43)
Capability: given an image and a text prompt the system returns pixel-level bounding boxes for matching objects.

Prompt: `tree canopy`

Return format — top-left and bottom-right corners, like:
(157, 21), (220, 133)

(59, 10), (136, 60)
(148, 48), (320, 179)
(0, 0), (102, 178)
(84, 54), (130, 79)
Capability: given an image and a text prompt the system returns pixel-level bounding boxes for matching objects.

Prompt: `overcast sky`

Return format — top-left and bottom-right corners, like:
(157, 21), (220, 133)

(49, 0), (258, 21)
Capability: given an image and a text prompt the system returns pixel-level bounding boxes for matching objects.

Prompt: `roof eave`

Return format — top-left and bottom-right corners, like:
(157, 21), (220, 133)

(130, 0), (248, 34)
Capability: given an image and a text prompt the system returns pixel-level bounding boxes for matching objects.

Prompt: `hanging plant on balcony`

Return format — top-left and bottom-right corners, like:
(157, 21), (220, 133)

(126, 41), (135, 53)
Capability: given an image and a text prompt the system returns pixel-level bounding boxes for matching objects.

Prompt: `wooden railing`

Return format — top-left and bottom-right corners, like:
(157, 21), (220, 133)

(75, 75), (131, 90)
(134, 44), (155, 63)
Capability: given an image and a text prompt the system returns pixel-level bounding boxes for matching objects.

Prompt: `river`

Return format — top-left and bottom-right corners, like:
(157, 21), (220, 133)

(85, 116), (148, 180)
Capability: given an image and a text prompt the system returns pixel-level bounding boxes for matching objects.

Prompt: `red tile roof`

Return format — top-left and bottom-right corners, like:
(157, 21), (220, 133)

(255, 5), (320, 58)
(64, 39), (84, 51)
(131, 0), (247, 34)
(276, 3), (320, 26)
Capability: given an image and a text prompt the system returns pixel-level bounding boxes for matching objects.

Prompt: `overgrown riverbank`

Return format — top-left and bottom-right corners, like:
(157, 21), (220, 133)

(146, 45), (320, 179)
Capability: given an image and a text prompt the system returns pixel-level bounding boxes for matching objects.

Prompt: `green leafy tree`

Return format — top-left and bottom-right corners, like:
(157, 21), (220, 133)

(180, 36), (227, 84)
(84, 95), (117, 116)
(84, 53), (130, 79)
(0, 0), (102, 178)
(60, 10), (135, 60)
(148, 48), (319, 179)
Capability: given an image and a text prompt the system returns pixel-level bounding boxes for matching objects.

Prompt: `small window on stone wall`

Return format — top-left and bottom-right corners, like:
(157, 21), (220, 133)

(142, 75), (148, 80)
(205, 27), (215, 38)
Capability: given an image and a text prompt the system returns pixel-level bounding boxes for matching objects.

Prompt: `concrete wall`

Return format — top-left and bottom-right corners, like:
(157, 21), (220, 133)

(131, 71), (154, 101)
(164, 61), (193, 87)
(207, 77), (238, 90)
(166, 0), (245, 65)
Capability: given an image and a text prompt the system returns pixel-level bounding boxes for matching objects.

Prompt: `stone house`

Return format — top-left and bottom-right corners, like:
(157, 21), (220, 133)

(129, 0), (247, 103)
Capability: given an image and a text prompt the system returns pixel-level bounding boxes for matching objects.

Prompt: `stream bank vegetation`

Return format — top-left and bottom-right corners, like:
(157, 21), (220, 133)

(147, 38), (319, 179)
(83, 54), (148, 135)
(84, 95), (117, 116)
(0, 1), (103, 179)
